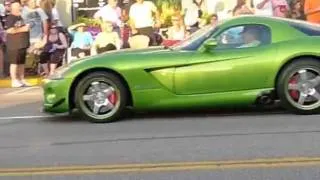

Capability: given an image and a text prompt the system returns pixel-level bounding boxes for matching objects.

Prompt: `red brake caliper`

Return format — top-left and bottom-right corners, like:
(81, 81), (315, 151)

(289, 75), (299, 100)
(108, 91), (117, 105)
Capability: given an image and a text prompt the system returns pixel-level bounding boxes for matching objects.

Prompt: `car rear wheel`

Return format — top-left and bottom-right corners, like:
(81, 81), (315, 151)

(277, 58), (320, 114)
(75, 71), (128, 123)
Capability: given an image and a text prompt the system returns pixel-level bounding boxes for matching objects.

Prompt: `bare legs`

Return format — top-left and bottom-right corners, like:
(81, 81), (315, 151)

(40, 63), (58, 77)
(0, 47), (4, 78)
(40, 63), (49, 77)
(10, 64), (18, 81)
(49, 63), (57, 76)
(10, 64), (28, 87)
(18, 64), (25, 80)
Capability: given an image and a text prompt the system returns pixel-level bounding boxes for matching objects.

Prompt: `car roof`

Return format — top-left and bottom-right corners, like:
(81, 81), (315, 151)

(222, 15), (284, 25)
(221, 15), (320, 28)
(216, 15), (320, 42)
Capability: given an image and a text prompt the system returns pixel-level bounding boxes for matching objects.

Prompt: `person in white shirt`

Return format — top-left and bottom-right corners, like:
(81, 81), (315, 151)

(182, 0), (202, 33)
(94, 0), (121, 26)
(202, 0), (219, 15)
(51, 5), (63, 27)
(129, 0), (160, 45)
(94, 0), (122, 35)
(251, 0), (273, 16)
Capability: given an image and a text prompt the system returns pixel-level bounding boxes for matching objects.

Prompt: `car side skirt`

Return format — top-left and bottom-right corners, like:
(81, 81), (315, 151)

(130, 88), (274, 111)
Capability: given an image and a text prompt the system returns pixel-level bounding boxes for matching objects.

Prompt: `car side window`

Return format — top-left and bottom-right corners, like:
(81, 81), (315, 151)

(215, 24), (271, 50)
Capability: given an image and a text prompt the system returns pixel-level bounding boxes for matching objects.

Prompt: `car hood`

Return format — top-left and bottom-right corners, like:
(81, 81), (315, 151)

(69, 46), (169, 64)
(62, 45), (194, 75)
(103, 46), (169, 55)
(64, 46), (179, 68)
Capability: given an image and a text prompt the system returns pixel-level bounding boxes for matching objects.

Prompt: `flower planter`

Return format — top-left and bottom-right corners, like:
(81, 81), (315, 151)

(86, 26), (101, 39)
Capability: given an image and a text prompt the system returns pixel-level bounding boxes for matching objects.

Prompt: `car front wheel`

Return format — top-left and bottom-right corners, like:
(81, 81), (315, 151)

(277, 58), (320, 114)
(75, 71), (128, 123)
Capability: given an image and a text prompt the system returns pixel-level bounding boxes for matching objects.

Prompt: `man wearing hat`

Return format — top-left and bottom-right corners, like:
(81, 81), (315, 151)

(68, 23), (93, 58)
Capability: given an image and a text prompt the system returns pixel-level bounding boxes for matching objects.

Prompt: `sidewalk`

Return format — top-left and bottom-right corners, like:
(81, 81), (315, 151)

(0, 76), (43, 88)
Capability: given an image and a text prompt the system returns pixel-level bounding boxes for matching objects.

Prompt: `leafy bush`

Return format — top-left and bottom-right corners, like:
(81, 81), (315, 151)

(73, 16), (101, 27)
(156, 0), (181, 27)
(73, 1), (213, 28)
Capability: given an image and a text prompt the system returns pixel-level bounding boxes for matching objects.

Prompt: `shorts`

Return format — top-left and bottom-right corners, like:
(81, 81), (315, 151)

(39, 49), (65, 64)
(8, 48), (27, 65)
(97, 44), (116, 54)
(136, 26), (154, 37)
(71, 48), (90, 58)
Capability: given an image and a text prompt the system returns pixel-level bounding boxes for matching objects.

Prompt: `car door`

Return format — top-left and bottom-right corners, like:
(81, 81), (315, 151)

(174, 24), (278, 95)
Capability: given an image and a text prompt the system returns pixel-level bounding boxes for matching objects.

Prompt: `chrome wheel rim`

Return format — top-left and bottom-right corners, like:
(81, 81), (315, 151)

(81, 81), (120, 119)
(286, 68), (320, 110)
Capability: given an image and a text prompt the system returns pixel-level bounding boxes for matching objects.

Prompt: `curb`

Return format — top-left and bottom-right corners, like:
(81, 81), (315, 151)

(0, 77), (43, 88)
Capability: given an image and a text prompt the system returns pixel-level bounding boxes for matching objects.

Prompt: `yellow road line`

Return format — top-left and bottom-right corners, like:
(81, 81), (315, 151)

(1, 157), (320, 176)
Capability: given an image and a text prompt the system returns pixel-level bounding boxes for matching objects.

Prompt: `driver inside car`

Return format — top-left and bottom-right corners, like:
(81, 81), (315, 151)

(237, 27), (262, 48)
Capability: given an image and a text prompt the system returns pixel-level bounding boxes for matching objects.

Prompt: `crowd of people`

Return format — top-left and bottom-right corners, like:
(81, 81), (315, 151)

(0, 0), (67, 87)
(0, 0), (319, 88)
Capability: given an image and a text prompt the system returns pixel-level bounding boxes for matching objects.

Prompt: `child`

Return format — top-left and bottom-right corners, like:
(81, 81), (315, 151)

(167, 15), (187, 41)
(162, 15), (188, 47)
(91, 21), (121, 55)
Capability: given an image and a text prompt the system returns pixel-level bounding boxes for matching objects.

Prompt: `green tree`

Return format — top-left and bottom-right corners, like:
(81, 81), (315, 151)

(155, 0), (182, 27)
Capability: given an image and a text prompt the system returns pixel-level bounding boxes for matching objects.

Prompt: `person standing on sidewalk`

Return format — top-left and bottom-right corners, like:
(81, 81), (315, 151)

(94, 0), (122, 37)
(22, 0), (48, 54)
(129, 0), (161, 46)
(22, 0), (48, 78)
(271, 0), (290, 18)
(251, 0), (273, 16)
(0, 22), (4, 78)
(50, 0), (64, 31)
(0, 20), (5, 78)
(38, 0), (52, 34)
(5, 0), (31, 87)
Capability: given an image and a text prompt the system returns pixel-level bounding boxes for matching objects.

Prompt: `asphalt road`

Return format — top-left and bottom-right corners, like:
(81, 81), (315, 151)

(1, 87), (320, 179)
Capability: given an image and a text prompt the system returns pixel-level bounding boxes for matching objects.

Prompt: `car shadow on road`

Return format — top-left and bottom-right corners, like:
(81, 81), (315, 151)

(49, 104), (293, 124)
(122, 104), (289, 121)
(0, 100), (292, 124)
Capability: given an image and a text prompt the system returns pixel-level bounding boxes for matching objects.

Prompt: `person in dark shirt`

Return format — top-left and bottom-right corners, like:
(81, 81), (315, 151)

(5, 0), (31, 87)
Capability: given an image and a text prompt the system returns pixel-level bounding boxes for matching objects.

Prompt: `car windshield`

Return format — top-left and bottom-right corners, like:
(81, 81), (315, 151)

(171, 25), (218, 50)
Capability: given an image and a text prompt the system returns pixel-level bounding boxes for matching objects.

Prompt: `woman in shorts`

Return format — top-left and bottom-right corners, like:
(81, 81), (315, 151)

(39, 25), (67, 76)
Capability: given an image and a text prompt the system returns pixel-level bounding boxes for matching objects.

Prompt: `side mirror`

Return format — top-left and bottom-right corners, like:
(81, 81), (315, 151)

(203, 39), (218, 50)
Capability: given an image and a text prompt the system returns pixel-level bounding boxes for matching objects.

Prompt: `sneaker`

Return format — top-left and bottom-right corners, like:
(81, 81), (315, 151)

(11, 80), (24, 88)
(20, 79), (32, 87)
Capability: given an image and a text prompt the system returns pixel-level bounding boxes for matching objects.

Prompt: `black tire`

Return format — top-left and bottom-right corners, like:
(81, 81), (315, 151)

(277, 58), (320, 115)
(75, 71), (128, 123)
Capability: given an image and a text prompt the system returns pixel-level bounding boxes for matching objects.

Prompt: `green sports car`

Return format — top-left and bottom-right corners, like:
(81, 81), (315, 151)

(43, 16), (320, 123)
